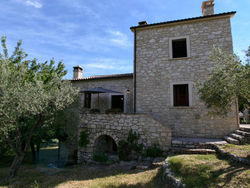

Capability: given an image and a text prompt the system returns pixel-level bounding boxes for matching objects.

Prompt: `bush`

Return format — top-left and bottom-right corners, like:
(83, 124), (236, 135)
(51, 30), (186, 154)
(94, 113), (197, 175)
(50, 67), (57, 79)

(78, 130), (90, 147)
(118, 140), (131, 161)
(118, 129), (144, 161)
(89, 108), (100, 114)
(105, 108), (122, 114)
(92, 152), (108, 162)
(144, 144), (163, 158)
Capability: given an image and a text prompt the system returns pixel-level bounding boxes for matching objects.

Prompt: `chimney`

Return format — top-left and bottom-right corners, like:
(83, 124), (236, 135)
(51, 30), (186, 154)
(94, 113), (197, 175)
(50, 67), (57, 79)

(201, 0), (214, 16)
(73, 65), (83, 79)
(138, 21), (147, 26)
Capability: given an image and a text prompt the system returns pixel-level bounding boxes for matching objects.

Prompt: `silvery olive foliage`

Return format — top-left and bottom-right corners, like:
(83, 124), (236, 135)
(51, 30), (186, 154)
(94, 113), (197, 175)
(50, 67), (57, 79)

(198, 47), (250, 116)
(0, 36), (79, 179)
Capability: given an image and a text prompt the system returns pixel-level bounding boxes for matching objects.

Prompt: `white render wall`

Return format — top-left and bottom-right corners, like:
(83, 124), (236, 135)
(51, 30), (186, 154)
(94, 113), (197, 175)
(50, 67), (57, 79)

(135, 17), (238, 138)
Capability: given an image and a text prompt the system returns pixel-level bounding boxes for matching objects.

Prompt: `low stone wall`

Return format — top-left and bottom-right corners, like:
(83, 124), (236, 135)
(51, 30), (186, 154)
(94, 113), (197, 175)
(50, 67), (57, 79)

(78, 113), (172, 162)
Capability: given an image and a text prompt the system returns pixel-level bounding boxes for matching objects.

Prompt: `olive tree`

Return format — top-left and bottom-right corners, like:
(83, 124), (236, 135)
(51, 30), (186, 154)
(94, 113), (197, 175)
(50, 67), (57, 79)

(198, 47), (250, 116)
(0, 37), (79, 180)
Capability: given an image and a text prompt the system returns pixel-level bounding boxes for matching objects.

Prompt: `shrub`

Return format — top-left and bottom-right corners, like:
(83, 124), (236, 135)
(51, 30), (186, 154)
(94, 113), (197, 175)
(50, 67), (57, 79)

(144, 144), (163, 158)
(78, 130), (90, 147)
(118, 140), (130, 161)
(105, 108), (122, 114)
(118, 129), (144, 161)
(92, 152), (108, 162)
(89, 108), (100, 114)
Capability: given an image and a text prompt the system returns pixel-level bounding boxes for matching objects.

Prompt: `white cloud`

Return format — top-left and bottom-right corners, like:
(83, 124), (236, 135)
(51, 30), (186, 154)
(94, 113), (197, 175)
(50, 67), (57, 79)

(25, 0), (42, 8)
(85, 58), (131, 71)
(85, 63), (115, 69)
(107, 30), (132, 48)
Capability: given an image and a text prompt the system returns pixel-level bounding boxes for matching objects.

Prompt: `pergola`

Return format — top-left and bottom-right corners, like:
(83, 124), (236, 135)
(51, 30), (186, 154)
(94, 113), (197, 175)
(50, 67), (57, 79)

(80, 87), (121, 109)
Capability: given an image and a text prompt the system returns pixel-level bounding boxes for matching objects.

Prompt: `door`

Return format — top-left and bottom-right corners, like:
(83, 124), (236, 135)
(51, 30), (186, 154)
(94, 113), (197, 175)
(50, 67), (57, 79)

(111, 95), (124, 112)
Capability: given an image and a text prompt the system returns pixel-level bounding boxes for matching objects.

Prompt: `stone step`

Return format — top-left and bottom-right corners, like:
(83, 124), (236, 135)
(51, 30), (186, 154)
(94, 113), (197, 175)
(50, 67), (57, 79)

(234, 130), (250, 137)
(171, 148), (216, 154)
(172, 144), (208, 149)
(224, 136), (240, 145)
(171, 138), (227, 146)
(229, 133), (245, 142)
(240, 127), (250, 133)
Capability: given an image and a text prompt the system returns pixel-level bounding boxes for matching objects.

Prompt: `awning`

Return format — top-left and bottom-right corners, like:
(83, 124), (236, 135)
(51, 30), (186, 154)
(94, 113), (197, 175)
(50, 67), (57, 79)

(80, 87), (121, 94)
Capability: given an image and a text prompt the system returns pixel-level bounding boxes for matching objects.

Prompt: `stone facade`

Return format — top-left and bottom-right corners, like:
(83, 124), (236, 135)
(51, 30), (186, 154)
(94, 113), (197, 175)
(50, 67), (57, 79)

(133, 16), (238, 138)
(72, 77), (133, 113)
(78, 113), (172, 162)
(72, 3), (239, 162)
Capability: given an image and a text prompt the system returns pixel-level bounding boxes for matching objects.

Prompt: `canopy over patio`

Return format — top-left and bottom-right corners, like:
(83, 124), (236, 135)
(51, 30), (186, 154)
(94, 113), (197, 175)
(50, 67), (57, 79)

(80, 87), (121, 94)
(80, 87), (122, 110)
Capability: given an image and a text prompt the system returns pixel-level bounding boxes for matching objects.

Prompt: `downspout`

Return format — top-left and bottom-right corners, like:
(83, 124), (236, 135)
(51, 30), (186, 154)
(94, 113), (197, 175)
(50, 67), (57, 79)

(133, 29), (137, 113)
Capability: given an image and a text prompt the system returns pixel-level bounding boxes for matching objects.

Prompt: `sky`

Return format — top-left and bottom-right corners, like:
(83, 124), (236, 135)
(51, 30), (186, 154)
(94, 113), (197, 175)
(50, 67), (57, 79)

(0, 0), (249, 79)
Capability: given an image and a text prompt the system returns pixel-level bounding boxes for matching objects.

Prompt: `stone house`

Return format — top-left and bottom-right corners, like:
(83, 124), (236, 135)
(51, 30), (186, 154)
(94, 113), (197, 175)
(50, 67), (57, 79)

(72, 0), (239, 161)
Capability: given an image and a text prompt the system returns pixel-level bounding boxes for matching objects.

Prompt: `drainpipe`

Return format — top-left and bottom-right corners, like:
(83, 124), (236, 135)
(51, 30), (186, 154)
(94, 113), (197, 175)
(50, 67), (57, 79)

(133, 29), (137, 113)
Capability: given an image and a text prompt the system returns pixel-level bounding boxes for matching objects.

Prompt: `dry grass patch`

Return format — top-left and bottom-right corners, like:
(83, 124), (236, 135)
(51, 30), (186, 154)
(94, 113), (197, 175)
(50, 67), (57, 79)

(168, 154), (250, 188)
(220, 144), (250, 160)
(0, 164), (166, 188)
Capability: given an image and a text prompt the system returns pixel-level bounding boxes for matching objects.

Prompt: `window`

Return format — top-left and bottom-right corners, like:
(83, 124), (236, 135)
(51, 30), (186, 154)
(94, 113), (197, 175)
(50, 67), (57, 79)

(111, 95), (124, 112)
(173, 84), (189, 106)
(169, 36), (190, 59)
(172, 39), (187, 58)
(84, 93), (91, 108)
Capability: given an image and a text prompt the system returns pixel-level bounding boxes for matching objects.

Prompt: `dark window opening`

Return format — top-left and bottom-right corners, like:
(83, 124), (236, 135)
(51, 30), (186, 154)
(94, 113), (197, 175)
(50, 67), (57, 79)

(172, 39), (187, 58)
(174, 84), (189, 106)
(84, 93), (91, 108)
(111, 95), (124, 112)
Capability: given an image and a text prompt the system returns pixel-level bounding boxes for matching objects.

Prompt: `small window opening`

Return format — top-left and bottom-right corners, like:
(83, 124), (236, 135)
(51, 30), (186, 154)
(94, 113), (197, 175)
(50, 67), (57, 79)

(174, 84), (189, 106)
(172, 39), (187, 58)
(84, 93), (91, 108)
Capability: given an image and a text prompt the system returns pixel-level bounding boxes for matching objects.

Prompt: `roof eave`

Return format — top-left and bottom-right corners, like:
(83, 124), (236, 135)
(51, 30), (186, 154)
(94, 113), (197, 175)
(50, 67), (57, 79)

(130, 11), (236, 32)
(70, 73), (133, 81)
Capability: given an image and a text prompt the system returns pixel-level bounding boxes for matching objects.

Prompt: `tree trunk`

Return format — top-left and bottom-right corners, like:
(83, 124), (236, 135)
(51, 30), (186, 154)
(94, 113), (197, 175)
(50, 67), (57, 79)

(8, 153), (25, 181)
(8, 115), (43, 181)
(36, 143), (40, 162)
(58, 140), (61, 161)
(30, 142), (36, 163)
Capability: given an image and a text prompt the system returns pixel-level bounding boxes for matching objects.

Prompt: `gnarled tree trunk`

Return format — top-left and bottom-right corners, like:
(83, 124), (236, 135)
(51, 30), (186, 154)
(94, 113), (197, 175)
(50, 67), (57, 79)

(8, 152), (25, 181)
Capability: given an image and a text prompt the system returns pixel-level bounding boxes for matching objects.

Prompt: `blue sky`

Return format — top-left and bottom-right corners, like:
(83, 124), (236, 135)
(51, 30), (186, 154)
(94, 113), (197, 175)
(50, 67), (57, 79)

(0, 0), (249, 79)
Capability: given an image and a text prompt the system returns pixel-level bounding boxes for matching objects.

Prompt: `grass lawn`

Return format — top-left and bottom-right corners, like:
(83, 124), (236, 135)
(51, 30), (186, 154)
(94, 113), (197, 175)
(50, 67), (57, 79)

(168, 154), (250, 188)
(220, 144), (250, 160)
(1, 143), (249, 188)
(0, 164), (165, 188)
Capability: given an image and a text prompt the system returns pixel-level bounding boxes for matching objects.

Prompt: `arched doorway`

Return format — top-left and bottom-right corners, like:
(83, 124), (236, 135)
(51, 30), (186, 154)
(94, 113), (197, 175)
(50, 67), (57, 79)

(94, 135), (117, 154)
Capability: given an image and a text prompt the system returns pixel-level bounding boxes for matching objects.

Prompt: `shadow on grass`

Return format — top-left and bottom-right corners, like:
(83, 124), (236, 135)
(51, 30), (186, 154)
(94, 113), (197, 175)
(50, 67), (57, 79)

(213, 165), (250, 187)
(169, 154), (249, 188)
(0, 148), (167, 188)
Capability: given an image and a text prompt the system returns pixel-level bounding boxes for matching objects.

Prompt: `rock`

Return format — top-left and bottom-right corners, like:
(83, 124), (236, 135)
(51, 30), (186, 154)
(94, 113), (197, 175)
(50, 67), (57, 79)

(108, 155), (119, 162)
(136, 165), (149, 170)
(144, 157), (153, 161)
(119, 160), (137, 170)
(153, 157), (165, 163)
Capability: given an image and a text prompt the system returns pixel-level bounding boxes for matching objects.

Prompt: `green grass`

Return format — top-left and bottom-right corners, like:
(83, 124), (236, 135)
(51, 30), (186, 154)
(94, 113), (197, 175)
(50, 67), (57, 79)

(0, 164), (165, 188)
(220, 144), (250, 160)
(0, 144), (166, 188)
(168, 154), (250, 188)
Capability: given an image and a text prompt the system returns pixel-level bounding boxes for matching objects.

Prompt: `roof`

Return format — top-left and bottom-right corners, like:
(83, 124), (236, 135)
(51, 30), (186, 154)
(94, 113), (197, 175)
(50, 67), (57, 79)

(80, 87), (121, 94)
(130, 11), (236, 30)
(71, 73), (133, 81)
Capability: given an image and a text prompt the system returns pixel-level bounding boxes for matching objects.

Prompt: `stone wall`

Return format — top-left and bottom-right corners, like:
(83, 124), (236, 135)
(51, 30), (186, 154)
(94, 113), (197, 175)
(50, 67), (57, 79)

(72, 77), (133, 113)
(135, 16), (238, 138)
(78, 113), (172, 162)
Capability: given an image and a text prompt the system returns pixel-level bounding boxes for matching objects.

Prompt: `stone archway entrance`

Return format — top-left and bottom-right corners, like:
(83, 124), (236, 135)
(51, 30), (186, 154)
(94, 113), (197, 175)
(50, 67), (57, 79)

(94, 135), (117, 154)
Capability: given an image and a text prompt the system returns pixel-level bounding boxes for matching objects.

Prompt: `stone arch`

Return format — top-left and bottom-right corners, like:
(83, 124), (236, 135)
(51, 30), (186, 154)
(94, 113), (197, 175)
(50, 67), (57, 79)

(92, 132), (120, 146)
(93, 134), (118, 154)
